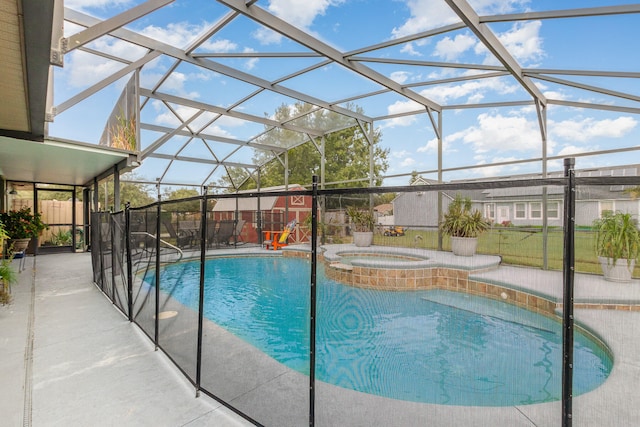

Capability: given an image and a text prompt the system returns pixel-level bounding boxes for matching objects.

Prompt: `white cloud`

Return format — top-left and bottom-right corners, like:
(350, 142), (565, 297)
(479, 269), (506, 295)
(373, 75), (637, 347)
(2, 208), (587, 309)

(243, 48), (259, 70)
(390, 71), (411, 84)
(473, 156), (521, 177)
(400, 157), (417, 167)
(391, 0), (458, 38)
(392, 150), (411, 158)
(392, 0), (528, 39)
(542, 90), (567, 101)
(400, 42), (421, 56)
(556, 144), (598, 157)
(253, 27), (284, 45)
(474, 21), (544, 66)
(417, 137), (438, 153)
(141, 22), (211, 49)
(417, 77), (518, 105)
(152, 103), (199, 127)
(454, 112), (549, 154)
(65, 0), (132, 11)
(254, 0), (343, 45)
(380, 100), (424, 128)
(267, 0), (342, 29)
(434, 34), (476, 61)
(417, 131), (461, 154)
(550, 116), (637, 142)
(66, 50), (128, 88)
(201, 39), (238, 52)
(64, 22), (225, 90)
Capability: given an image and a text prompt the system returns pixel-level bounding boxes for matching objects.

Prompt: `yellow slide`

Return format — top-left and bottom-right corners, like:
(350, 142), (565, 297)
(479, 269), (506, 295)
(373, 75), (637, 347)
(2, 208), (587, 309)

(278, 219), (297, 244)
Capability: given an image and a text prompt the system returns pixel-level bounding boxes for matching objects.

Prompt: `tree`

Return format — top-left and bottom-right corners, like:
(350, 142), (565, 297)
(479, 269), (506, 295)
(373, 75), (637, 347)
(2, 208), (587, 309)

(217, 102), (389, 192)
(162, 188), (200, 212)
(96, 174), (155, 210)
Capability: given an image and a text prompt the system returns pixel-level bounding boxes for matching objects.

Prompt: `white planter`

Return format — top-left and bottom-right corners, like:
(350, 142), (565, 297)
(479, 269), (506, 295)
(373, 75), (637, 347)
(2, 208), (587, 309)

(599, 256), (635, 283)
(451, 236), (478, 257)
(353, 231), (373, 247)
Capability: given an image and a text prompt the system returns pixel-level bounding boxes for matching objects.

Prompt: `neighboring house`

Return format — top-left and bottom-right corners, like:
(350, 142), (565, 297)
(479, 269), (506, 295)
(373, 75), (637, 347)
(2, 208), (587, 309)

(374, 203), (394, 226)
(212, 184), (312, 242)
(392, 177), (460, 228)
(392, 165), (640, 228)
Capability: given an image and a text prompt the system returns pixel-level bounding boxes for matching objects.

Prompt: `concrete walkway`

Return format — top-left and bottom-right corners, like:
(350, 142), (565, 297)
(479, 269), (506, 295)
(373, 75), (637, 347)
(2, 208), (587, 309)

(0, 253), (252, 427)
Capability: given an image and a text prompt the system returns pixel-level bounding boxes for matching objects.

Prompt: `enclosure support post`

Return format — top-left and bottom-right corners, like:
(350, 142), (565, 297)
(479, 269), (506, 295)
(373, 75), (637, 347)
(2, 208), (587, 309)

(562, 157), (576, 427)
(110, 211), (116, 302)
(257, 169), (262, 245)
(437, 111), (443, 251)
(113, 164), (120, 211)
(125, 202), (133, 322)
(154, 195), (161, 350)
(309, 175), (318, 427)
(196, 189), (207, 397)
(72, 186), (77, 252)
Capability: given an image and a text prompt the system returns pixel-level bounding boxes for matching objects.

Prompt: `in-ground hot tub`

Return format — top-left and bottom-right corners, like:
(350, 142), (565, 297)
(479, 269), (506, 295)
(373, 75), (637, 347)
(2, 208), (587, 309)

(319, 244), (502, 292)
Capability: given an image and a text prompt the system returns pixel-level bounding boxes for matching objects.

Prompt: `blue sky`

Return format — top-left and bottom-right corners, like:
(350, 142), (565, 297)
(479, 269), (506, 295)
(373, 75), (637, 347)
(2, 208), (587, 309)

(49, 0), (640, 188)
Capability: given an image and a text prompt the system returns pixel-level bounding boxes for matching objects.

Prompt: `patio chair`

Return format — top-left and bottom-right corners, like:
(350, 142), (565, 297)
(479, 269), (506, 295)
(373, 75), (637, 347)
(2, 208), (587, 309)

(212, 220), (235, 247)
(205, 220), (219, 248)
(176, 220), (199, 248)
(231, 219), (245, 245)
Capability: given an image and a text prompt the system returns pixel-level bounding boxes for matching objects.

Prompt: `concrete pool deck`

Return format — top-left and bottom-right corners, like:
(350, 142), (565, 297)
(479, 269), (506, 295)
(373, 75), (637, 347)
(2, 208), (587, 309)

(2, 249), (640, 426)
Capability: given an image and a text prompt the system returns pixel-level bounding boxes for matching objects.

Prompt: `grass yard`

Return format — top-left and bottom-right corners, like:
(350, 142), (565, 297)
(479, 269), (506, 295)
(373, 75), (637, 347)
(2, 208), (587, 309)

(371, 227), (639, 278)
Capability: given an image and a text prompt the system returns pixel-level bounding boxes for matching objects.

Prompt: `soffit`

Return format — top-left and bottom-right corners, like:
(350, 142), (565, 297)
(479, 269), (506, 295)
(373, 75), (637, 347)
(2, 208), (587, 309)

(0, 136), (131, 186)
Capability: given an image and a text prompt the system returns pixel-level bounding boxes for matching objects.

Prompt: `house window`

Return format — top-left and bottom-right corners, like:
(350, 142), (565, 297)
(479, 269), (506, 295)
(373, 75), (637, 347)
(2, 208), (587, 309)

(600, 201), (614, 217)
(529, 202), (542, 219)
(547, 201), (560, 219)
(514, 203), (526, 219)
(484, 204), (495, 219)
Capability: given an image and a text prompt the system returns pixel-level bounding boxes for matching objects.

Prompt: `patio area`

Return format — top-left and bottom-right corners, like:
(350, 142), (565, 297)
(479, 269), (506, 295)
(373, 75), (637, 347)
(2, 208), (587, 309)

(0, 253), (251, 427)
(2, 251), (640, 426)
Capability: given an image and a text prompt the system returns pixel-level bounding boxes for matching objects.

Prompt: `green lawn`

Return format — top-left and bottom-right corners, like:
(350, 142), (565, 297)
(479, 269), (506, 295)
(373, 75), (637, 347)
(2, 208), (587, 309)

(370, 227), (639, 278)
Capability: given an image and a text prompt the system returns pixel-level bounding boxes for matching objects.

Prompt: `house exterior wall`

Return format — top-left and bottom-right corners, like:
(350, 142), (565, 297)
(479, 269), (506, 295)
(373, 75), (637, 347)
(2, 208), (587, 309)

(484, 200), (564, 227)
(392, 191), (443, 228)
(575, 199), (640, 227)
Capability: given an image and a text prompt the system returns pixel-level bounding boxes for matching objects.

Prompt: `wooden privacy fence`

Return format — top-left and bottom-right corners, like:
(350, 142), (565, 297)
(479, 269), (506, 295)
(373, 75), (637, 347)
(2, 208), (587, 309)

(11, 199), (84, 243)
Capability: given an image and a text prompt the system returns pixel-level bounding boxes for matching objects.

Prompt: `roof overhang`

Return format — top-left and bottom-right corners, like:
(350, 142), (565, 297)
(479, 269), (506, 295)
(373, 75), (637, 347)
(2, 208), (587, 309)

(0, 0), (54, 141)
(0, 136), (136, 186)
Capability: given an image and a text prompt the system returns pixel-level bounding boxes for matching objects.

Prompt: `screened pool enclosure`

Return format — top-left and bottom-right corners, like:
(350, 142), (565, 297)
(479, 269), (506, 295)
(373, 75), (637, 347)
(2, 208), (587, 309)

(91, 162), (640, 426)
(3, 2), (640, 427)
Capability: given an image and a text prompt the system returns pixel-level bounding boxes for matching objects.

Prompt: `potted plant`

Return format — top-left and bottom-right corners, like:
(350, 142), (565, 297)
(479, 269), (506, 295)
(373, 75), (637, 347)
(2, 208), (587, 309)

(440, 194), (490, 256)
(0, 258), (17, 305)
(0, 218), (9, 256)
(593, 211), (639, 282)
(346, 206), (375, 247)
(0, 207), (48, 255)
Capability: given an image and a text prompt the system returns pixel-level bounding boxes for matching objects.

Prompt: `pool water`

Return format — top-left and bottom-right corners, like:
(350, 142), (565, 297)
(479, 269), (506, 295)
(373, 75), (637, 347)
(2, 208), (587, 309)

(153, 256), (612, 406)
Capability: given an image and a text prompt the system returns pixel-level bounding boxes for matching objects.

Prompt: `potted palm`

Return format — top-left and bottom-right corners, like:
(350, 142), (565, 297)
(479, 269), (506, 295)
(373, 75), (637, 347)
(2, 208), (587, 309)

(440, 194), (490, 256)
(593, 211), (639, 282)
(346, 206), (375, 247)
(0, 207), (48, 255)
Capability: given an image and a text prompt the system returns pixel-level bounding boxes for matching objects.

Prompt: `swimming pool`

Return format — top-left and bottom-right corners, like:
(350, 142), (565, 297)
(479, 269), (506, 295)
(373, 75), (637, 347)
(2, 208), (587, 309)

(152, 256), (611, 406)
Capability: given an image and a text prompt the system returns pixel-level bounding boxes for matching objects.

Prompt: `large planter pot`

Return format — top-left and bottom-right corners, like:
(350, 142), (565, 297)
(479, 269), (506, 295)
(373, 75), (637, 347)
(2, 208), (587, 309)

(599, 256), (636, 283)
(7, 238), (30, 256)
(353, 231), (374, 247)
(451, 236), (478, 257)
